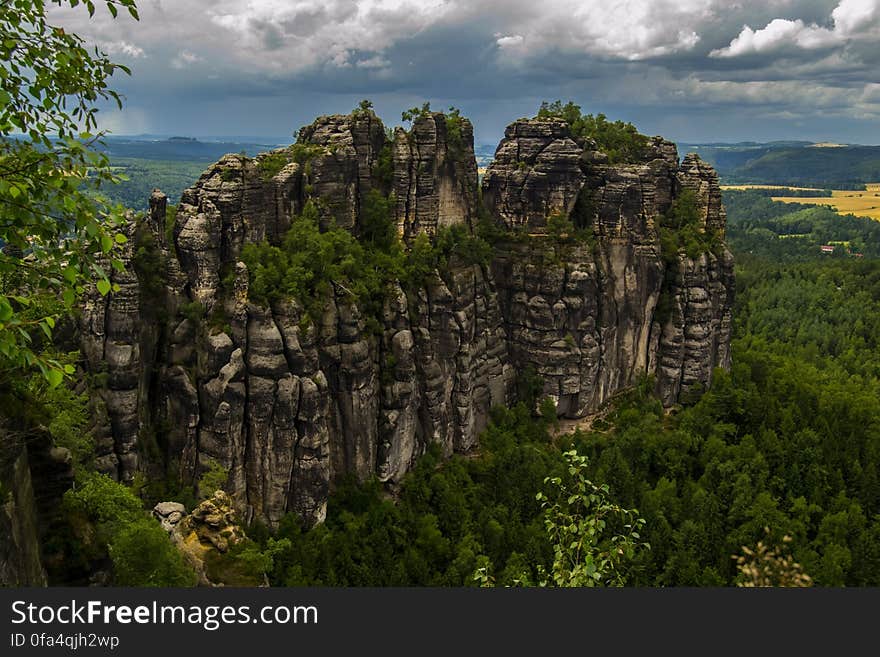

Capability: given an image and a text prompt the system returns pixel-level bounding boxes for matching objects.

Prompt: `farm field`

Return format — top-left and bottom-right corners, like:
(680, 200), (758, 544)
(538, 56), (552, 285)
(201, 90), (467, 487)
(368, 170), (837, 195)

(771, 183), (880, 220)
(721, 184), (824, 191)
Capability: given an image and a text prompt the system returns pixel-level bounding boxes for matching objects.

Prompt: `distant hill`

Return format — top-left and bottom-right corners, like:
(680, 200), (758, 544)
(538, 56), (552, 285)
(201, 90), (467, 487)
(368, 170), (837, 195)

(88, 136), (289, 210)
(679, 141), (880, 189)
(96, 135), (286, 162)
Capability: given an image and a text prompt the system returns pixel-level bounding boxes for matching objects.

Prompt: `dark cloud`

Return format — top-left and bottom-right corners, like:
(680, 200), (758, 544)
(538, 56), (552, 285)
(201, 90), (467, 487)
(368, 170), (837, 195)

(48, 0), (880, 145)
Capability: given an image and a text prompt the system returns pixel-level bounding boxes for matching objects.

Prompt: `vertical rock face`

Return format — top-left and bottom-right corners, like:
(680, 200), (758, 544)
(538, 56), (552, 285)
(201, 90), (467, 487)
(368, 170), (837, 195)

(677, 152), (727, 234)
(79, 110), (733, 528)
(653, 248), (735, 405)
(483, 120), (733, 411)
(482, 119), (586, 231)
(393, 112), (479, 240)
(298, 111), (388, 231)
(79, 217), (142, 482)
(0, 427), (73, 586)
(0, 440), (47, 586)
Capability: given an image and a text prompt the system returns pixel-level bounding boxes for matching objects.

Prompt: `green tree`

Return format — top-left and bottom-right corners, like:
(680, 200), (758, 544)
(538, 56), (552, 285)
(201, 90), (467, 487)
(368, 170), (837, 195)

(0, 0), (138, 384)
(109, 518), (197, 586)
(536, 450), (648, 586)
(401, 102), (431, 124)
(62, 471), (197, 586)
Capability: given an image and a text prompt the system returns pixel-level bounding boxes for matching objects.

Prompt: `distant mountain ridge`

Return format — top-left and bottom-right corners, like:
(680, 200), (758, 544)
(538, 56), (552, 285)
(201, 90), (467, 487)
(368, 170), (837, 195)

(679, 141), (880, 189)
(96, 135), (287, 162)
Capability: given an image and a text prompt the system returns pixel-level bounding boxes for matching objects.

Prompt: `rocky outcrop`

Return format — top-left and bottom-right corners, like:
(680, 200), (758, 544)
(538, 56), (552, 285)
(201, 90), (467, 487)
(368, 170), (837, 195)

(653, 248), (735, 405)
(482, 119), (585, 231)
(393, 112), (479, 240)
(154, 492), (257, 586)
(79, 217), (142, 482)
(79, 110), (733, 529)
(676, 152), (727, 234)
(483, 119), (733, 408)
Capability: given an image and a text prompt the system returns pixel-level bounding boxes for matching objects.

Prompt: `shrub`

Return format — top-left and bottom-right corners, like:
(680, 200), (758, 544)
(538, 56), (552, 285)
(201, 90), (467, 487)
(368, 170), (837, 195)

(537, 100), (649, 164)
(375, 142), (394, 189)
(180, 300), (205, 324)
(444, 107), (466, 156)
(132, 224), (166, 305)
(109, 517), (197, 586)
(62, 471), (198, 586)
(401, 102), (432, 124)
(535, 450), (648, 586)
(257, 145), (325, 181)
(164, 204), (178, 253)
(659, 190), (722, 260)
(198, 458), (229, 499)
(242, 200), (400, 324)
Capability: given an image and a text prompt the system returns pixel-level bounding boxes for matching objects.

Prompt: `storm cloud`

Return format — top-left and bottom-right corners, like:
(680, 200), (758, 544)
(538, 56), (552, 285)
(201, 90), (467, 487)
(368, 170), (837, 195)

(49, 0), (880, 144)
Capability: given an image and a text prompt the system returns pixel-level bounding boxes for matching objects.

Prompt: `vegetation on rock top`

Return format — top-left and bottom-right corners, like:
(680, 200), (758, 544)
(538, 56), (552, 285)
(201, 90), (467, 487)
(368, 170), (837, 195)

(536, 100), (650, 164)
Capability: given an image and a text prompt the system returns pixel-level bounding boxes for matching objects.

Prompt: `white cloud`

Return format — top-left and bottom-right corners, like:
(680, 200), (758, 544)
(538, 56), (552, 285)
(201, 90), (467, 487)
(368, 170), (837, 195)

(40, 0), (880, 139)
(711, 0), (880, 57)
(207, 0), (454, 72)
(171, 50), (203, 70)
(710, 18), (806, 57)
(495, 34), (523, 50)
(49, 0), (455, 75)
(100, 40), (145, 58)
(833, 0), (879, 35)
(485, 0), (711, 62)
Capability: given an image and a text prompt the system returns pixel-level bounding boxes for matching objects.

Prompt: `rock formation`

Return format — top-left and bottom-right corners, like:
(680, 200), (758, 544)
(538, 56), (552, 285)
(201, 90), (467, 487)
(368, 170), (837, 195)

(153, 492), (257, 586)
(78, 110), (734, 529)
(393, 111), (479, 239)
(483, 120), (734, 413)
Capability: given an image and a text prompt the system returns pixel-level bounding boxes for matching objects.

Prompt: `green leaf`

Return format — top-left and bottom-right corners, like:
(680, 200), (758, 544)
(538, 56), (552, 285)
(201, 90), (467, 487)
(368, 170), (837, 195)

(46, 368), (64, 388)
(114, 232), (128, 244)
(101, 234), (114, 253)
(96, 278), (112, 296)
(0, 297), (13, 322)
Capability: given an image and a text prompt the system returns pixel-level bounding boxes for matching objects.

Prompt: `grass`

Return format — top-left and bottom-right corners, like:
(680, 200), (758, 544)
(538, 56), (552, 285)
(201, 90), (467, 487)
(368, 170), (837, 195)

(771, 184), (880, 221)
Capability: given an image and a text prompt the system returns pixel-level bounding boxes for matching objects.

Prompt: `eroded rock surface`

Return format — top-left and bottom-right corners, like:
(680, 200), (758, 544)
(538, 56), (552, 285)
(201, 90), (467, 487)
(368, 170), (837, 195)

(80, 111), (733, 528)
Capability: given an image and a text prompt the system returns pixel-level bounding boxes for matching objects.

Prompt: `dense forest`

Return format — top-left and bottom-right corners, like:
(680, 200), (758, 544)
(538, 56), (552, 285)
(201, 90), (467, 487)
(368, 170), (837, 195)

(680, 142), (880, 189)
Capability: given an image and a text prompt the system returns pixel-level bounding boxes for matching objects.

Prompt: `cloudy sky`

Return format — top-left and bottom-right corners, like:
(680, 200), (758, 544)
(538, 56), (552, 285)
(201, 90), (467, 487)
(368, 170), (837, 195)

(50, 0), (880, 145)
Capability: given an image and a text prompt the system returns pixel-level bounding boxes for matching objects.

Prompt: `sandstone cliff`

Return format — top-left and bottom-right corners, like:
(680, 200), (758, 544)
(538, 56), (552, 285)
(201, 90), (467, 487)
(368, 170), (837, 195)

(78, 110), (734, 528)
(393, 111), (479, 239)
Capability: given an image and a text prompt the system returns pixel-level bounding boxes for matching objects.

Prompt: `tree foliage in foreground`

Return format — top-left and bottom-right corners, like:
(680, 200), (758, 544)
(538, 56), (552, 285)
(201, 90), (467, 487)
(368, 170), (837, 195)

(0, 0), (138, 383)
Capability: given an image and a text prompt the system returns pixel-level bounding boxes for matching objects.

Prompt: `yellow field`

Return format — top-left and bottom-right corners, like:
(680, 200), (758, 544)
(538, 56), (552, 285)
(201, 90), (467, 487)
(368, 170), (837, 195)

(721, 184), (825, 192)
(771, 184), (880, 220)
